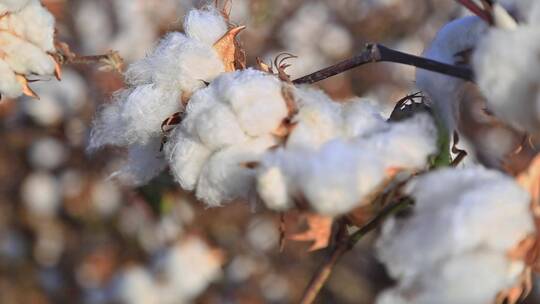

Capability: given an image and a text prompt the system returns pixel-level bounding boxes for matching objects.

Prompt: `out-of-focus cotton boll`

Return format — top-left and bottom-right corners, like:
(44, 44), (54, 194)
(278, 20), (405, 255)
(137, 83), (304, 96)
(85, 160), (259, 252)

(287, 87), (342, 149)
(91, 181), (121, 217)
(114, 266), (158, 304)
(21, 172), (61, 217)
(164, 129), (212, 191)
(217, 69), (288, 137)
(0, 0), (32, 14)
(318, 23), (353, 59)
(73, 1), (113, 57)
(196, 135), (278, 207)
(184, 6), (228, 46)
(155, 238), (222, 303)
(246, 217), (279, 253)
(258, 114), (437, 216)
(473, 26), (540, 136)
(28, 137), (68, 170)
(376, 168), (533, 304)
(112, 138), (167, 186)
(416, 16), (488, 132)
(21, 69), (87, 125)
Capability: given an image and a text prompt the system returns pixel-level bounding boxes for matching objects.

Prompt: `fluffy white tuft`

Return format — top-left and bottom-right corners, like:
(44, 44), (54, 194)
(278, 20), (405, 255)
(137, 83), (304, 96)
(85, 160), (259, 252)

(376, 167), (533, 304)
(184, 6), (228, 46)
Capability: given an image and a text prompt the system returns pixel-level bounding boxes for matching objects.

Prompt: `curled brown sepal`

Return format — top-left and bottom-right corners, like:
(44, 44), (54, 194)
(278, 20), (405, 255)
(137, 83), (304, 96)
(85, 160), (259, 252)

(213, 25), (246, 72)
(274, 52), (297, 83)
(15, 75), (39, 99)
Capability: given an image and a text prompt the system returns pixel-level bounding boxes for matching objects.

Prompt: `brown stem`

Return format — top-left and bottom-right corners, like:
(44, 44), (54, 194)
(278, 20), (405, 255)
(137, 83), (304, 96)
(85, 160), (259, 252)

(292, 44), (474, 85)
(299, 199), (412, 304)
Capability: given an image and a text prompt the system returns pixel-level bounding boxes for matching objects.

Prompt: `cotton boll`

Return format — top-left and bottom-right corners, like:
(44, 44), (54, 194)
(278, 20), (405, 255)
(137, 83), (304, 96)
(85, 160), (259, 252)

(164, 129), (212, 191)
(113, 266), (158, 304)
(21, 172), (61, 217)
(1, 0), (55, 51)
(287, 87), (342, 148)
(376, 168), (534, 304)
(196, 135), (277, 206)
(0, 0), (31, 14)
(184, 6), (228, 45)
(318, 23), (353, 59)
(217, 69), (288, 136)
(0, 32), (55, 75)
(155, 238), (222, 303)
(112, 138), (167, 186)
(0, 59), (22, 98)
(473, 26), (540, 135)
(416, 16), (488, 132)
(28, 137), (68, 170)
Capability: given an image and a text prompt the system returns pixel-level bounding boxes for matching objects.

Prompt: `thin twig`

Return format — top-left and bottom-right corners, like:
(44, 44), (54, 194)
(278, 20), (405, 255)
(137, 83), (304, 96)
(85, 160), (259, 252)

(299, 199), (412, 304)
(292, 43), (474, 85)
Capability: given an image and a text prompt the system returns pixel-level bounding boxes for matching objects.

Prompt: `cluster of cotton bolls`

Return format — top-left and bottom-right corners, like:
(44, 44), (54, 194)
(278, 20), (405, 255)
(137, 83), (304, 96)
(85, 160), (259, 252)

(376, 167), (534, 304)
(257, 92), (438, 216)
(164, 68), (289, 206)
(89, 6), (228, 185)
(113, 237), (222, 304)
(473, 0), (540, 138)
(0, 0), (57, 99)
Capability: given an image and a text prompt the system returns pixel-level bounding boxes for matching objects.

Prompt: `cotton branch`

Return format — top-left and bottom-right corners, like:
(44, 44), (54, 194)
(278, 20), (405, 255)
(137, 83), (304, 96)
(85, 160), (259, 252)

(292, 43), (474, 85)
(299, 198), (412, 304)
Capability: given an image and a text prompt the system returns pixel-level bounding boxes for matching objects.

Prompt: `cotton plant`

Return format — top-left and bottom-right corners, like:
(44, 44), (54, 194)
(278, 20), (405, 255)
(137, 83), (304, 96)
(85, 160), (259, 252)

(376, 167), (534, 304)
(0, 0), (59, 99)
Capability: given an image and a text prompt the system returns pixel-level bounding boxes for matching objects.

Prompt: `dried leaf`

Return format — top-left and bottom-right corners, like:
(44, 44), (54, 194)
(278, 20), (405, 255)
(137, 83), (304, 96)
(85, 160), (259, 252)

(287, 212), (333, 252)
(213, 26), (246, 72)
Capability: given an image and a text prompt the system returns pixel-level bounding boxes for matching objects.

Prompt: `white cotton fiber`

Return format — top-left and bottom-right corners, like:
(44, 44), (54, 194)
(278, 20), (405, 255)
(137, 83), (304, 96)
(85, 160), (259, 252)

(0, 0), (55, 51)
(257, 113), (437, 216)
(473, 26), (540, 136)
(164, 129), (212, 191)
(184, 6), (228, 46)
(216, 69), (288, 137)
(416, 16), (488, 132)
(119, 84), (181, 145)
(0, 32), (55, 75)
(194, 101), (248, 150)
(0, 0), (32, 14)
(0, 59), (22, 98)
(287, 86), (342, 149)
(196, 135), (277, 207)
(340, 98), (386, 138)
(256, 166), (291, 211)
(376, 168), (534, 304)
(112, 138), (167, 186)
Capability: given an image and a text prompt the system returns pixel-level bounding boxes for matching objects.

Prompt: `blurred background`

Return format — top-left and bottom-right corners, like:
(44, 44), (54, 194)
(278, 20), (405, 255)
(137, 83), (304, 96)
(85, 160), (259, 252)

(1, 0), (532, 303)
